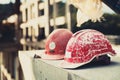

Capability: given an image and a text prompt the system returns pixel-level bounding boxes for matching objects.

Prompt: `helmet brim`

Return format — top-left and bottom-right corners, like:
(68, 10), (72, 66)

(60, 52), (116, 69)
(40, 51), (64, 60)
(59, 60), (86, 69)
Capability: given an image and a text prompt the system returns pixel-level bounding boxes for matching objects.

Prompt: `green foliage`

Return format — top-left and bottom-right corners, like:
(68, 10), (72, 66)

(71, 13), (120, 35)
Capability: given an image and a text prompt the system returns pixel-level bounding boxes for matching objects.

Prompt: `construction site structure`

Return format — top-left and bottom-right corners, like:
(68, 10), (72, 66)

(20, 0), (74, 50)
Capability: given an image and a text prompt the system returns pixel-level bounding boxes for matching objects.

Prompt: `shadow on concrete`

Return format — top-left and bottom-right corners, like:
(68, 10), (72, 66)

(69, 61), (120, 70)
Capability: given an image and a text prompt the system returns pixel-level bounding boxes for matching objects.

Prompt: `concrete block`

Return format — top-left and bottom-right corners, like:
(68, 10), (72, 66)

(19, 50), (120, 80)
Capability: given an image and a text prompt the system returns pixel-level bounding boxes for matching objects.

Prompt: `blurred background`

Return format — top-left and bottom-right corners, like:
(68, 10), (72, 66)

(0, 0), (120, 80)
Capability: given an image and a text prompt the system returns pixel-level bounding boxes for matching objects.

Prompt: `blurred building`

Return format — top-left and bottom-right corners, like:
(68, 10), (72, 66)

(19, 0), (73, 50)
(0, 0), (22, 80)
(0, 0), (120, 80)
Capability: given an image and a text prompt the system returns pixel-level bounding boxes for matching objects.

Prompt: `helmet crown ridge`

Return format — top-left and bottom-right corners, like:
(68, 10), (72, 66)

(42, 29), (73, 60)
(61, 29), (116, 68)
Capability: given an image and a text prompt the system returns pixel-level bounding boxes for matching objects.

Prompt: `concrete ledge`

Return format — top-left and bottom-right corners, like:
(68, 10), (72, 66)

(19, 50), (120, 80)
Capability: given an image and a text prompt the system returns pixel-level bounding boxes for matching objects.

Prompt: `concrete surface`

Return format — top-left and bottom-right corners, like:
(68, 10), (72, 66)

(19, 50), (120, 80)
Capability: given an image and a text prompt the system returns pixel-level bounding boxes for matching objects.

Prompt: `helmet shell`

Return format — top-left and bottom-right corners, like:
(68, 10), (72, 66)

(41, 29), (73, 60)
(60, 29), (116, 68)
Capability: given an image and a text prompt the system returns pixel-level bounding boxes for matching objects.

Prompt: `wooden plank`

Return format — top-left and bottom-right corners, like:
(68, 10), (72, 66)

(27, 6), (31, 21)
(20, 5), (27, 22)
(66, 0), (71, 30)
(50, 0), (62, 5)
(20, 16), (66, 28)
(20, 0), (39, 8)
(19, 50), (120, 80)
(53, 0), (57, 29)
(50, 16), (66, 26)
(0, 52), (3, 80)
(1, 65), (13, 80)
(39, 2), (45, 10)
(44, 0), (50, 37)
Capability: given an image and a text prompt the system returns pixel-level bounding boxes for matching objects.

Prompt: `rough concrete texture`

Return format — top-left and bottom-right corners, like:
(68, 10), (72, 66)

(19, 50), (120, 80)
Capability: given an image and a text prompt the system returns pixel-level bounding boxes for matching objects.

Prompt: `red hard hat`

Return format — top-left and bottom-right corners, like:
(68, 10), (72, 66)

(41, 29), (73, 60)
(60, 29), (116, 68)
